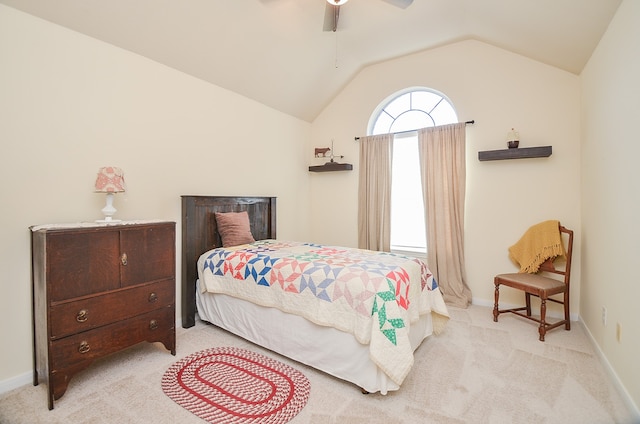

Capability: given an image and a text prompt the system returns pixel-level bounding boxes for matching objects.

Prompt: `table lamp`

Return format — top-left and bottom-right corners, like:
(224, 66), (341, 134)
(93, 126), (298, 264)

(94, 166), (126, 222)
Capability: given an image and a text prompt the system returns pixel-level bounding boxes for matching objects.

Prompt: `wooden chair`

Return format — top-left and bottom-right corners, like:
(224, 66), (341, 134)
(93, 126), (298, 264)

(492, 224), (574, 341)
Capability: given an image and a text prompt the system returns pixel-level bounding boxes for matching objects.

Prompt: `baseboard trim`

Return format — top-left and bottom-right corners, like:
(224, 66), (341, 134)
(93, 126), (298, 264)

(0, 371), (32, 396)
(579, 316), (640, 421)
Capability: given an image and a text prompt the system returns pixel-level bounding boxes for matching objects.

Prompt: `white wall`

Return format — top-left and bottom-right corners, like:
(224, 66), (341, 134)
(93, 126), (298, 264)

(581, 0), (640, 409)
(0, 5), (312, 384)
(310, 39), (582, 315)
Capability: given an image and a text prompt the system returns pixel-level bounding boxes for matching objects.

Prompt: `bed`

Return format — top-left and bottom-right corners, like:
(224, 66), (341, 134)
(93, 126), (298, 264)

(181, 195), (449, 394)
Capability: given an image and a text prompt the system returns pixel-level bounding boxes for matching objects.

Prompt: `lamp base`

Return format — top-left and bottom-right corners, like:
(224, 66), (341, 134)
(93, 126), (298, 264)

(97, 192), (120, 222)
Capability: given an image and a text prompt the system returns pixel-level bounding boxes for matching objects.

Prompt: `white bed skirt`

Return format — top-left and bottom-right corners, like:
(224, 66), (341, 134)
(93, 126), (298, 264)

(196, 280), (434, 394)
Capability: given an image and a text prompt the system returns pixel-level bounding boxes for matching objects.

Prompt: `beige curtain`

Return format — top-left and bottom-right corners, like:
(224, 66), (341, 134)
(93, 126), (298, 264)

(418, 123), (472, 308)
(357, 134), (393, 251)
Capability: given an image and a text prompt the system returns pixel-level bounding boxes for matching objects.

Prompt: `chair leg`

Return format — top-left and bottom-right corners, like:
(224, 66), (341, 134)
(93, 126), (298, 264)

(564, 291), (571, 330)
(525, 293), (532, 316)
(493, 284), (500, 322)
(539, 298), (547, 342)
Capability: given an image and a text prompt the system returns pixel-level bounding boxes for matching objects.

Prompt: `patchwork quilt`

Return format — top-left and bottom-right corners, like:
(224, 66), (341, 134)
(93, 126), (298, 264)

(197, 240), (449, 386)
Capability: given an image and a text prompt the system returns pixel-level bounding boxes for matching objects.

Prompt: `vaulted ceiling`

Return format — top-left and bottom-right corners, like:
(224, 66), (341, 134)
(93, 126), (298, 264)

(0, 0), (622, 122)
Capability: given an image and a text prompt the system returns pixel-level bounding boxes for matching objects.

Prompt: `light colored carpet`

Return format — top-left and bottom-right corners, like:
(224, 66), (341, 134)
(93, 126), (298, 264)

(0, 304), (636, 423)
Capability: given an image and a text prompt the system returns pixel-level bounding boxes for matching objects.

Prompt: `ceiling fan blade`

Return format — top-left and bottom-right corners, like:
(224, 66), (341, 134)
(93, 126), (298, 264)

(323, 3), (340, 32)
(381, 0), (413, 9)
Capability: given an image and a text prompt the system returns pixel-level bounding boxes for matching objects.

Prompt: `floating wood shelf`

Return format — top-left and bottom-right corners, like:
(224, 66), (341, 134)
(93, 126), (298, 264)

(478, 146), (552, 161)
(308, 162), (353, 172)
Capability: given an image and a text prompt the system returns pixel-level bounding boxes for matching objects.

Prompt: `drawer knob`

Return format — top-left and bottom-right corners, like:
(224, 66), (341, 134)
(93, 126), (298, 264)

(148, 292), (158, 303)
(76, 309), (89, 323)
(78, 341), (90, 354)
(149, 320), (158, 330)
(120, 253), (128, 266)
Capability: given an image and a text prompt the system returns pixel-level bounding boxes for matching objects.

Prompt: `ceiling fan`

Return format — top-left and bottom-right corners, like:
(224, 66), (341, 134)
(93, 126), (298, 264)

(324, 0), (414, 32)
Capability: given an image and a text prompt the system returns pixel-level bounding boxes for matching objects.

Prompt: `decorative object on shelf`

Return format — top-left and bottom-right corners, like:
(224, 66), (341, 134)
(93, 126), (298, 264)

(478, 146), (552, 161)
(507, 128), (520, 149)
(94, 166), (126, 222)
(309, 140), (352, 172)
(314, 147), (331, 158)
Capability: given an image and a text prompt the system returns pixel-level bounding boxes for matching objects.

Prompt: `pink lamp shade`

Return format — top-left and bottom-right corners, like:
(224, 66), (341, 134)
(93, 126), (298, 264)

(95, 166), (126, 193)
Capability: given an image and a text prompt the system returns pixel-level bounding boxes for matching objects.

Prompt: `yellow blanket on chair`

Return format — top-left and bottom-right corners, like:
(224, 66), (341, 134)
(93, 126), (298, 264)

(508, 220), (565, 273)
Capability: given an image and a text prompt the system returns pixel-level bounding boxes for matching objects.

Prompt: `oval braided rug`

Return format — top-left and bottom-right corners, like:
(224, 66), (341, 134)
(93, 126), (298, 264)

(162, 347), (310, 423)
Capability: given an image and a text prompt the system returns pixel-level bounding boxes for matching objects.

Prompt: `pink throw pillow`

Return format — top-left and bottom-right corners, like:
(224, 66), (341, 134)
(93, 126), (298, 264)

(215, 211), (256, 247)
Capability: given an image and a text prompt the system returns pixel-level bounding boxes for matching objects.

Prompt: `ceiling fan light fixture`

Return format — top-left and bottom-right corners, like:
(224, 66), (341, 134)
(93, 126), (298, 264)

(327, 0), (348, 5)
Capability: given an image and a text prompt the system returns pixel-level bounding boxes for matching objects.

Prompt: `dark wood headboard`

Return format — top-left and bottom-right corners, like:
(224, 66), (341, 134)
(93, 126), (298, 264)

(181, 196), (277, 328)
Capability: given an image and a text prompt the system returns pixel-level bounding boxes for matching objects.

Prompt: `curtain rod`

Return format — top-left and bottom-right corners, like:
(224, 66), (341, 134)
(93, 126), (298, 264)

(354, 120), (475, 141)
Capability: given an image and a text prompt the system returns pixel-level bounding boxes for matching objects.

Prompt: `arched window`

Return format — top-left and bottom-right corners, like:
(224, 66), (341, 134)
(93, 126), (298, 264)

(369, 88), (458, 255)
(369, 87), (457, 135)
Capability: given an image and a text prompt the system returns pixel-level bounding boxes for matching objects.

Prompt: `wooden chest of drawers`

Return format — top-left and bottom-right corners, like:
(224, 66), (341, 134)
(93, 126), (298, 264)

(31, 221), (176, 409)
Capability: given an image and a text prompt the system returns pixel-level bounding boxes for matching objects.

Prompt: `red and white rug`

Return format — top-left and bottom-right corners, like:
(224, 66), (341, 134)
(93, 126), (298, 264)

(162, 347), (311, 423)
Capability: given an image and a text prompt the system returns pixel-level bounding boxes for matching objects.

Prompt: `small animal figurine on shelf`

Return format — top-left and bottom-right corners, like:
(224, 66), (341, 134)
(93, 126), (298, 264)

(314, 147), (331, 158)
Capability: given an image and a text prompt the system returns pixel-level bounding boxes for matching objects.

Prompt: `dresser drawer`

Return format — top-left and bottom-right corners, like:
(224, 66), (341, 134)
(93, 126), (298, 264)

(50, 306), (174, 369)
(49, 279), (174, 340)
